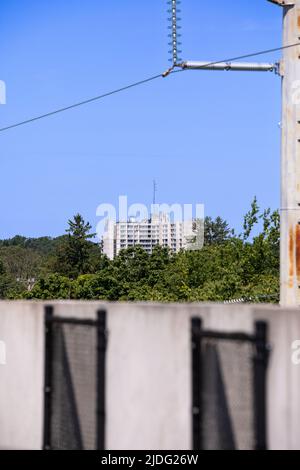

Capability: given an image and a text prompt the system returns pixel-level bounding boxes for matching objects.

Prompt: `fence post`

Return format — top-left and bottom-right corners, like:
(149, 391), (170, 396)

(191, 317), (202, 450)
(253, 321), (269, 451)
(43, 305), (54, 450)
(96, 309), (107, 450)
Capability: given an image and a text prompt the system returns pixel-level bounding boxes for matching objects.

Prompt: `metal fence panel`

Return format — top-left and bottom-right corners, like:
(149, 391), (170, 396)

(43, 307), (106, 450)
(191, 318), (269, 451)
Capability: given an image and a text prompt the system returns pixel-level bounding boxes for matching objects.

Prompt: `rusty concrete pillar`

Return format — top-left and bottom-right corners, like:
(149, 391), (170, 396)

(271, 0), (300, 306)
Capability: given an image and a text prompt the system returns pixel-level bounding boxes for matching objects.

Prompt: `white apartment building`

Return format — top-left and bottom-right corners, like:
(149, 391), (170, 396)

(103, 213), (200, 260)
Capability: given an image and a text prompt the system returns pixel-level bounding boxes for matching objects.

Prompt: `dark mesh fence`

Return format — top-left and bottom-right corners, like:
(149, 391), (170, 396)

(192, 319), (269, 451)
(43, 308), (106, 450)
(51, 322), (97, 449)
(201, 340), (254, 450)
(43, 307), (267, 451)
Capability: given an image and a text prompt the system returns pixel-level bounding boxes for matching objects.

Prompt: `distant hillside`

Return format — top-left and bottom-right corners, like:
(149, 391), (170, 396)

(0, 235), (67, 255)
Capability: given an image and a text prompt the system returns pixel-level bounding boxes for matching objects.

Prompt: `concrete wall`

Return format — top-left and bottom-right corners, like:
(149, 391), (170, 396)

(0, 301), (299, 450)
(0, 302), (44, 450)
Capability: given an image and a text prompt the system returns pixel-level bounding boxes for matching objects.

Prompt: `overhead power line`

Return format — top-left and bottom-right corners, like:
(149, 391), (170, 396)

(0, 42), (299, 134)
(0, 73), (163, 133)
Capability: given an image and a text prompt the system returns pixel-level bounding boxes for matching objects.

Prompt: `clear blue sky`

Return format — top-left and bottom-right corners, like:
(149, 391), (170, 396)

(0, 0), (282, 238)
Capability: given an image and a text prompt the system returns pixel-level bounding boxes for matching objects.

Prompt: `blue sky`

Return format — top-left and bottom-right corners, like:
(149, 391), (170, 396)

(0, 0), (282, 238)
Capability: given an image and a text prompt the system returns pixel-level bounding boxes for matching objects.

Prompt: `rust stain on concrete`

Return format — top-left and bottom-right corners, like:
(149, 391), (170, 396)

(289, 226), (295, 278)
(296, 224), (300, 281)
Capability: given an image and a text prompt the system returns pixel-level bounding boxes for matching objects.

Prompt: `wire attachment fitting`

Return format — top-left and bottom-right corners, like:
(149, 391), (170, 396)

(162, 65), (175, 78)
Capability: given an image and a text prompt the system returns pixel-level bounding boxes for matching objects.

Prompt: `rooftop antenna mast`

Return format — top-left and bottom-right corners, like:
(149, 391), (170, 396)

(153, 179), (157, 206)
(164, 0), (299, 307)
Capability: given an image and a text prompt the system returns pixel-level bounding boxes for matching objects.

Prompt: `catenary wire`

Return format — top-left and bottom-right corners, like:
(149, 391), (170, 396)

(0, 42), (299, 134)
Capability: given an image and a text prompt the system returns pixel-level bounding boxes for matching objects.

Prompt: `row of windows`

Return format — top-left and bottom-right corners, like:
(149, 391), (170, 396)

(119, 225), (182, 229)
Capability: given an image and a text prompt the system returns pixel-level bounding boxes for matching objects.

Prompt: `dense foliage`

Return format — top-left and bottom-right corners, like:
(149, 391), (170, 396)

(0, 199), (280, 302)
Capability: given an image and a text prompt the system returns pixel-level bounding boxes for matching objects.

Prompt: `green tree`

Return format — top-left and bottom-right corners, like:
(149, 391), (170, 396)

(147, 245), (171, 286)
(0, 258), (20, 298)
(25, 274), (73, 300)
(243, 196), (260, 241)
(13, 200), (280, 303)
(52, 214), (99, 278)
(0, 246), (42, 280)
(113, 246), (149, 284)
(0, 259), (8, 298)
(204, 216), (234, 245)
(73, 271), (120, 300)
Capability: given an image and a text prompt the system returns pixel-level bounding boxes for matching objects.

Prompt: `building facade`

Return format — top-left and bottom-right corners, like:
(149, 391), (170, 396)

(103, 213), (201, 260)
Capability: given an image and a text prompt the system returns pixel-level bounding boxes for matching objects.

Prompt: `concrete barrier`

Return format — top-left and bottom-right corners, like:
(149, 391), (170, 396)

(0, 301), (299, 450)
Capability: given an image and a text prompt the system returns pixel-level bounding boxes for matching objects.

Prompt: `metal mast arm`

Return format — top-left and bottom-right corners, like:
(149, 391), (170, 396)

(181, 61), (278, 73)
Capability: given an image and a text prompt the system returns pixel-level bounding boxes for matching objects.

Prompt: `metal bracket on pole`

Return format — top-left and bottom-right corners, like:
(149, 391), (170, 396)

(267, 0), (295, 6)
(180, 61), (279, 73)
